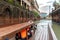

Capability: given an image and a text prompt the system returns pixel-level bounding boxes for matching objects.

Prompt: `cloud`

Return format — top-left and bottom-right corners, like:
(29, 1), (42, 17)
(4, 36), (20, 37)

(37, 0), (55, 15)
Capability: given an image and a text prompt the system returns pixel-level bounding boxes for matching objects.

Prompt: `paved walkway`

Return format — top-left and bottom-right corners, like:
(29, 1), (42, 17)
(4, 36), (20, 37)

(34, 20), (52, 40)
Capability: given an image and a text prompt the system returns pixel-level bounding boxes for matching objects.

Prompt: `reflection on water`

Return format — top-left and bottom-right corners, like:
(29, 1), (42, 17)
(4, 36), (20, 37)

(34, 19), (52, 40)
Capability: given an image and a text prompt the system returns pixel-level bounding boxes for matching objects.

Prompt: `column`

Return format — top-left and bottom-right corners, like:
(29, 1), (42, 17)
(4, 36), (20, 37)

(21, 0), (22, 6)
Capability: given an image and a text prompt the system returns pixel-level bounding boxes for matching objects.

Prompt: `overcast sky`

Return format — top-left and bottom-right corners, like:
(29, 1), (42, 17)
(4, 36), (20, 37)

(36, 0), (55, 15)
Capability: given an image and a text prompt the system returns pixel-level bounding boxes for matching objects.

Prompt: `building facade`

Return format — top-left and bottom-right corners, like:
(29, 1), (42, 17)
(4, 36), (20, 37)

(52, 1), (60, 23)
(0, 0), (40, 40)
(0, 0), (40, 27)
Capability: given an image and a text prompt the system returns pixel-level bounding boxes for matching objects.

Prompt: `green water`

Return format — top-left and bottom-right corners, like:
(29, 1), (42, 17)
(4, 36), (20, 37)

(52, 23), (60, 40)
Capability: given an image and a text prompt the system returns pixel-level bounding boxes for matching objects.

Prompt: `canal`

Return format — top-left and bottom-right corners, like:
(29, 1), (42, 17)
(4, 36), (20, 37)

(34, 19), (52, 40)
(52, 22), (60, 40)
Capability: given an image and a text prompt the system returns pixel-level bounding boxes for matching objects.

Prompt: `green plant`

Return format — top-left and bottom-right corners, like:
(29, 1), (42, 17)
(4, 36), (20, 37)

(15, 2), (20, 7)
(7, 0), (14, 4)
(15, 2), (22, 9)
(32, 11), (39, 17)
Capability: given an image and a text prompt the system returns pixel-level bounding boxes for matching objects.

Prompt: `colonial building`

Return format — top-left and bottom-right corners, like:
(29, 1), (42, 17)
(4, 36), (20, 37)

(52, 8), (60, 23)
(51, 1), (60, 23)
(0, 0), (40, 26)
(0, 0), (40, 40)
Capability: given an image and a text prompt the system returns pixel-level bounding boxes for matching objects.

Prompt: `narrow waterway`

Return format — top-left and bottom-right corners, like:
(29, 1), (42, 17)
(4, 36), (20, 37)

(34, 19), (52, 40)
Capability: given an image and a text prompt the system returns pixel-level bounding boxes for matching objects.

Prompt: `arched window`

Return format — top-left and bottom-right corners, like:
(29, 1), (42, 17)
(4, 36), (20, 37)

(0, 6), (12, 25)
(13, 7), (19, 18)
(13, 7), (20, 24)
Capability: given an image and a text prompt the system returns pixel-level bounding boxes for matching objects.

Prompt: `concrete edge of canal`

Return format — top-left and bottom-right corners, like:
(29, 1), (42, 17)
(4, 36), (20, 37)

(48, 24), (58, 40)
